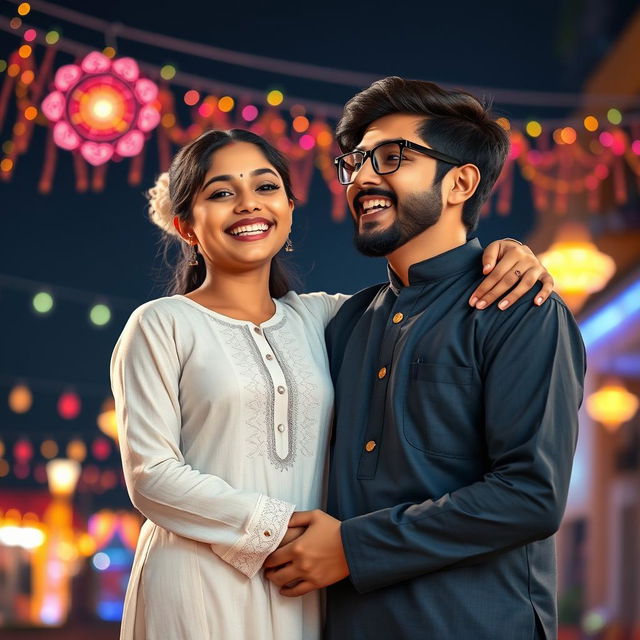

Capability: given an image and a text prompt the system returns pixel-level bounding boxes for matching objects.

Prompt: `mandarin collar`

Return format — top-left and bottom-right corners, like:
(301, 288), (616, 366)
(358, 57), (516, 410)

(387, 238), (483, 293)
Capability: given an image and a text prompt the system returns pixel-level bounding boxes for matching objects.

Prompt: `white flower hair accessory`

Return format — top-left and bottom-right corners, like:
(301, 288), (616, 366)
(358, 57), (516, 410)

(147, 171), (180, 237)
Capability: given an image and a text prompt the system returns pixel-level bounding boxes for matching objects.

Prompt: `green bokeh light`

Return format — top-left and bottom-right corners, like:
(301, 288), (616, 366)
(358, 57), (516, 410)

(90, 304), (111, 326)
(32, 292), (54, 314)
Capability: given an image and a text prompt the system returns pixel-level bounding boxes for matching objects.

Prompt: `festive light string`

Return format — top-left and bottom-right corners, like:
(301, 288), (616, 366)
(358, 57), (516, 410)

(7, 0), (640, 109)
(1, 14), (640, 218)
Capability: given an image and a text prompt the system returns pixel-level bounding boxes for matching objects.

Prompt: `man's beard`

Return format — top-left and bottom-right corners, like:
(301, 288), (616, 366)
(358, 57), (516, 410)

(353, 186), (443, 257)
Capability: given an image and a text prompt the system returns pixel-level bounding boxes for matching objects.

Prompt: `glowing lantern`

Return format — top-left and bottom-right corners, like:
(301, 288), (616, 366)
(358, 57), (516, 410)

(58, 391), (81, 420)
(587, 380), (639, 432)
(9, 384), (32, 413)
(46, 459), (81, 497)
(41, 51), (160, 165)
(97, 397), (118, 443)
(539, 223), (615, 311)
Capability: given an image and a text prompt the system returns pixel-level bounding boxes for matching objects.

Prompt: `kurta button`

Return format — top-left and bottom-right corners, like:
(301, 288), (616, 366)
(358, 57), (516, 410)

(365, 440), (376, 452)
(277, 385), (286, 394)
(265, 354), (273, 360)
(392, 312), (404, 324)
(378, 367), (387, 379)
(263, 529), (272, 537)
(277, 424), (285, 433)
(253, 327), (262, 335)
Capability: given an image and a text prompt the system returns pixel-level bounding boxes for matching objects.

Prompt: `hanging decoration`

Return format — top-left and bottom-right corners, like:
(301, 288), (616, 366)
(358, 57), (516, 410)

(40, 51), (160, 166)
(2, 13), (640, 221)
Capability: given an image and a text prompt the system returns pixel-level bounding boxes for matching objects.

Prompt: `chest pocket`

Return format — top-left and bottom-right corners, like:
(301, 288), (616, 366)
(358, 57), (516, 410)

(403, 362), (483, 458)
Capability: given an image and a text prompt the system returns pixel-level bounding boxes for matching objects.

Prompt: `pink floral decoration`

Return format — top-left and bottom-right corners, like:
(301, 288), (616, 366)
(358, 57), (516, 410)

(42, 51), (161, 166)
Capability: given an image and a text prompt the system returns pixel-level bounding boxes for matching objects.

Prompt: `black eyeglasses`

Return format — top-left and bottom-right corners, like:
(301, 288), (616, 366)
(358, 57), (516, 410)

(334, 138), (462, 185)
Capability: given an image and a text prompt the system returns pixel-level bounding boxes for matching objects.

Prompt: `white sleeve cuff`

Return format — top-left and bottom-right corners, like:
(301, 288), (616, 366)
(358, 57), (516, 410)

(221, 495), (295, 579)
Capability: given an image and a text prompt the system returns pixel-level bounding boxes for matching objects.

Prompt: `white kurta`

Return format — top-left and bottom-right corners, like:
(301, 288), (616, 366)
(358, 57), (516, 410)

(110, 291), (348, 640)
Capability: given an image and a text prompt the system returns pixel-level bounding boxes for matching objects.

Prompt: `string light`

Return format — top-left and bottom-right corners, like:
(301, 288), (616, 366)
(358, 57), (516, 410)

(242, 105), (258, 121)
(266, 90), (284, 106)
(45, 30), (60, 45)
(8, 384), (32, 413)
(607, 108), (622, 125)
(23, 29), (37, 42)
(293, 116), (309, 132)
(525, 121), (542, 138)
(32, 292), (54, 314)
(89, 304), (111, 326)
(218, 96), (234, 112)
(17, 3), (31, 16)
(160, 64), (176, 80)
(184, 89), (200, 106)
(583, 116), (598, 132)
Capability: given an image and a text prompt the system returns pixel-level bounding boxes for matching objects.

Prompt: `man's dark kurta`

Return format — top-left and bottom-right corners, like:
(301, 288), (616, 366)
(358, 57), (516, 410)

(324, 239), (586, 640)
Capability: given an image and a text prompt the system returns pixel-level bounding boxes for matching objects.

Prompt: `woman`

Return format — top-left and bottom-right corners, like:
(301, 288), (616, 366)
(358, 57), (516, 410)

(110, 129), (552, 640)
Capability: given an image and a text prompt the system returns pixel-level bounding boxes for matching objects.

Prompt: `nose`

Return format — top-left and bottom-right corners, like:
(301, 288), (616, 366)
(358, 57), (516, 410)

(352, 156), (381, 188)
(234, 187), (261, 213)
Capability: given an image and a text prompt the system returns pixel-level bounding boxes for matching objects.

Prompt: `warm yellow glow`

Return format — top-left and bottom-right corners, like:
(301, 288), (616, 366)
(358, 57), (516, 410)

(18, 3), (31, 16)
(9, 384), (32, 413)
(218, 96), (234, 112)
(66, 439), (86, 462)
(0, 525), (45, 549)
(583, 116), (599, 132)
(93, 99), (113, 119)
(587, 381), (639, 431)
(77, 532), (97, 557)
(540, 241), (615, 295)
(46, 459), (81, 497)
(97, 398), (118, 443)
(526, 121), (542, 137)
(496, 117), (511, 131)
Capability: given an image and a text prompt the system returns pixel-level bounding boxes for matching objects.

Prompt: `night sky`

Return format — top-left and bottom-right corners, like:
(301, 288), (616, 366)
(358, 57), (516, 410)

(0, 0), (637, 497)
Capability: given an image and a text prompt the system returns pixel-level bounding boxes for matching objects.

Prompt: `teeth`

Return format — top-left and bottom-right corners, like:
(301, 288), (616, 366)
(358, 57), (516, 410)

(362, 198), (392, 211)
(229, 223), (270, 236)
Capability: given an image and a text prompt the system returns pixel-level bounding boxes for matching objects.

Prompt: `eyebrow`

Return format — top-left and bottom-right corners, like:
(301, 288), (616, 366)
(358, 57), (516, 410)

(354, 138), (399, 152)
(201, 168), (279, 192)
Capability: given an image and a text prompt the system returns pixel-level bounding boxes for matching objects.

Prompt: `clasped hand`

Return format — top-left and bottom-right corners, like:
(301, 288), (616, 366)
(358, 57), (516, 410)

(263, 509), (349, 597)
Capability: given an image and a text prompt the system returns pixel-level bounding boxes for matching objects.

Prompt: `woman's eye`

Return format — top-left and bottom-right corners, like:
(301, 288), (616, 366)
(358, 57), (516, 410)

(208, 190), (232, 199)
(258, 183), (280, 192)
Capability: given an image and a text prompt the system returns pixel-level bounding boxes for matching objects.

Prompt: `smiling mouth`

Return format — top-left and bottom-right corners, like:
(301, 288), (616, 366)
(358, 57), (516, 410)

(225, 218), (275, 240)
(358, 197), (394, 222)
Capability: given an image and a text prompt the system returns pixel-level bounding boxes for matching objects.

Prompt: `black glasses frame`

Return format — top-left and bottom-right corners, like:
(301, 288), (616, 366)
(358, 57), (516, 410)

(334, 138), (462, 185)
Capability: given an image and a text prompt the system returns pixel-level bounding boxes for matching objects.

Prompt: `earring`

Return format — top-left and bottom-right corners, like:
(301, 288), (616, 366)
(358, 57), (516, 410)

(188, 243), (199, 266)
(285, 236), (294, 253)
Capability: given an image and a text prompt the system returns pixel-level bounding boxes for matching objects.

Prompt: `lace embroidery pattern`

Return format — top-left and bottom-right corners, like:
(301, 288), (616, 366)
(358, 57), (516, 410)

(210, 319), (274, 463)
(224, 496), (293, 578)
(266, 322), (320, 459)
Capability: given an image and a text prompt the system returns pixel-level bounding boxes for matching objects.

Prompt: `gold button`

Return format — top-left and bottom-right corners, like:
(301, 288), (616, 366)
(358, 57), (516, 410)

(392, 312), (404, 324)
(378, 367), (387, 379)
(277, 385), (286, 394)
(263, 529), (272, 537)
(365, 440), (376, 452)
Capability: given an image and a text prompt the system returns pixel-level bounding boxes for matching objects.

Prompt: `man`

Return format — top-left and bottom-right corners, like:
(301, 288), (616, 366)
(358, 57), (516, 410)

(265, 77), (586, 639)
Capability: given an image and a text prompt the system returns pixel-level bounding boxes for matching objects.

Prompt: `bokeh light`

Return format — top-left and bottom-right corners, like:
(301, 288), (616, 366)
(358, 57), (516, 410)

(41, 439), (59, 459)
(18, 2), (31, 16)
(9, 384), (32, 413)
(267, 90), (284, 106)
(242, 105), (258, 121)
(45, 30), (60, 45)
(90, 304), (112, 326)
(67, 439), (87, 462)
(160, 64), (176, 80)
(32, 291), (54, 314)
(525, 121), (542, 138)
(218, 96), (234, 112)
(23, 29), (37, 42)
(607, 108), (622, 125)
(583, 116), (599, 132)
(293, 116), (310, 133)
(58, 391), (81, 420)
(184, 89), (200, 106)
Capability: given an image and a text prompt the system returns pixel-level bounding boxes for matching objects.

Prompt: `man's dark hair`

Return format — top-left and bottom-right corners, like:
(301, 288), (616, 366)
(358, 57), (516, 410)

(336, 77), (510, 232)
